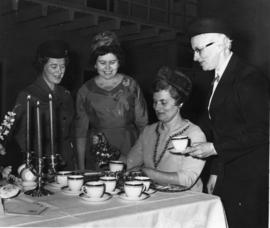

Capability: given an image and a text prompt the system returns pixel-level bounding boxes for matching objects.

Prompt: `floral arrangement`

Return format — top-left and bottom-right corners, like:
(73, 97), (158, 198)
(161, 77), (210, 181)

(0, 108), (17, 142)
(93, 133), (120, 168)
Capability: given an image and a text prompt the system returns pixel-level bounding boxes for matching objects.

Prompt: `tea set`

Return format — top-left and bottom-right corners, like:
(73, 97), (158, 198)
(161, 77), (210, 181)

(170, 136), (190, 155)
(45, 160), (156, 202)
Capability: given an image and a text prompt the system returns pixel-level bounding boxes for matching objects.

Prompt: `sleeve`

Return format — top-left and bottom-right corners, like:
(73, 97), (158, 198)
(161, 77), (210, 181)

(126, 128), (146, 169)
(13, 92), (28, 152)
(214, 71), (269, 163)
(177, 157), (205, 188)
(177, 125), (206, 187)
(75, 87), (90, 139)
(133, 80), (148, 132)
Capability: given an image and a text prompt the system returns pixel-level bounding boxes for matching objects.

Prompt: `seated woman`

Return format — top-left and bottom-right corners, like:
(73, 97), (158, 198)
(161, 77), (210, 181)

(127, 66), (206, 191)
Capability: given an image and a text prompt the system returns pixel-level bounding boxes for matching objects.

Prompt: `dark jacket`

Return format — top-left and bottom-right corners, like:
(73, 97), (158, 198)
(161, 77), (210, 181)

(202, 54), (269, 228)
(13, 76), (76, 170)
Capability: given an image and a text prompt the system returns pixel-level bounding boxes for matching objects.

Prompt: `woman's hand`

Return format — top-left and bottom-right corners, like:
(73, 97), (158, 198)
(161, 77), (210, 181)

(185, 142), (217, 158)
(0, 144), (6, 156)
(2, 166), (12, 179)
(141, 167), (155, 177)
(207, 174), (217, 194)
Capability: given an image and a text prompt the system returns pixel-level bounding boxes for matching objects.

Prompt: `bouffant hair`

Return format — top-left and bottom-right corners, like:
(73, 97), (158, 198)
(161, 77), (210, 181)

(153, 66), (192, 106)
(89, 31), (125, 68)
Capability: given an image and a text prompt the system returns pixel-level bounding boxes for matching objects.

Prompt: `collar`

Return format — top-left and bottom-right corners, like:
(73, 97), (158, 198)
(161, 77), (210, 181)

(215, 52), (233, 79)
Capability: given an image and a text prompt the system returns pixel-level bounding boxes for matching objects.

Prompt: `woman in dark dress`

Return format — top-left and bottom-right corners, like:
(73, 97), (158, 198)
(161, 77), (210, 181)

(13, 40), (76, 171)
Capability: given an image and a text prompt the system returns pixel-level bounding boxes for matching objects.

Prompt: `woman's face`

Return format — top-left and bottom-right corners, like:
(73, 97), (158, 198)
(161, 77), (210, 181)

(153, 89), (179, 123)
(95, 53), (119, 80)
(42, 58), (66, 86)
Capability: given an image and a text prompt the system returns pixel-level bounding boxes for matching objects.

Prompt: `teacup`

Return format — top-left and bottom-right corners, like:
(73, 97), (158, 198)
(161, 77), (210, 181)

(124, 180), (145, 198)
(109, 160), (125, 172)
(171, 136), (190, 152)
(100, 176), (117, 193)
(82, 181), (105, 198)
(134, 176), (151, 191)
(67, 175), (84, 192)
(56, 171), (73, 186)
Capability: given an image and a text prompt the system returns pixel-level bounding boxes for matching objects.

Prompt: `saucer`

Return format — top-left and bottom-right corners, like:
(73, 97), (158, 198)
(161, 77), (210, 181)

(79, 193), (112, 202)
(107, 188), (120, 195)
(118, 192), (149, 201)
(46, 182), (64, 189)
(62, 186), (81, 195)
(169, 148), (186, 155)
(22, 182), (37, 192)
(145, 188), (156, 194)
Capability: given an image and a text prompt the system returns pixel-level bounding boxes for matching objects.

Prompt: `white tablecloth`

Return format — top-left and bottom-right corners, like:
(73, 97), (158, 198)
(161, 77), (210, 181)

(0, 189), (227, 228)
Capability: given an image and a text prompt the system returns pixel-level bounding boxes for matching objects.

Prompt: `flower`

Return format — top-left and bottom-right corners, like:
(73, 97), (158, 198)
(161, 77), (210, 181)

(93, 133), (120, 167)
(0, 106), (18, 143)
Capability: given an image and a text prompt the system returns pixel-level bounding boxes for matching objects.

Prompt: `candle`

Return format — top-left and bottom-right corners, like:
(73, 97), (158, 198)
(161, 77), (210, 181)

(36, 101), (42, 158)
(26, 95), (31, 153)
(48, 94), (55, 156)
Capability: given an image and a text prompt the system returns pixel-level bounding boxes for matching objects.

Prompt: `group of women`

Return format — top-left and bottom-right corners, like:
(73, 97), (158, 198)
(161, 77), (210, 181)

(0, 31), (206, 191)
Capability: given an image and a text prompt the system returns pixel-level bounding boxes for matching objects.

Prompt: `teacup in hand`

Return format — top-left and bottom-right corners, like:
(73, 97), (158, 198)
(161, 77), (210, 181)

(100, 176), (117, 193)
(82, 181), (105, 198)
(109, 160), (125, 172)
(124, 180), (145, 198)
(171, 136), (190, 153)
(56, 171), (72, 186)
(67, 175), (84, 192)
(134, 176), (151, 192)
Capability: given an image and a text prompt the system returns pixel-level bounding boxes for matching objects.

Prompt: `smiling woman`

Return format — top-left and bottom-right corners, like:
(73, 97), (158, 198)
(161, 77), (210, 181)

(127, 66), (206, 192)
(75, 31), (148, 170)
(12, 40), (76, 171)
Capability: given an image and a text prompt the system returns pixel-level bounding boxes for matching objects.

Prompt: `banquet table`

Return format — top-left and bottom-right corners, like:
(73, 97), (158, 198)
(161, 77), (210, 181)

(0, 187), (228, 228)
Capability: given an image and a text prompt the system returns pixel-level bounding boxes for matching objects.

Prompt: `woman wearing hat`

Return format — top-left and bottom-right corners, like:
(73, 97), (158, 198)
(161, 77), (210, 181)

(13, 40), (76, 171)
(127, 66), (206, 191)
(75, 31), (148, 170)
(187, 18), (269, 228)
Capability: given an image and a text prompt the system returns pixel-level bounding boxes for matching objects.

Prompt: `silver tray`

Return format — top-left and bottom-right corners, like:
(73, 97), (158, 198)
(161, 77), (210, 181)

(152, 184), (190, 192)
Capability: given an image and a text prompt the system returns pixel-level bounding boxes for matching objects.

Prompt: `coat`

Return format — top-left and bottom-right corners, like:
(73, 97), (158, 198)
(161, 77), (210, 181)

(203, 55), (269, 228)
(13, 76), (76, 170)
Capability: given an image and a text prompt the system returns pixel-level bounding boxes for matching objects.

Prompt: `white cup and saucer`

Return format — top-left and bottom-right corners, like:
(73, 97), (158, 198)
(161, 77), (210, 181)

(62, 175), (84, 195)
(80, 180), (112, 202)
(133, 176), (156, 194)
(99, 175), (120, 195)
(48, 171), (73, 190)
(119, 180), (149, 201)
(170, 136), (190, 155)
(109, 160), (125, 173)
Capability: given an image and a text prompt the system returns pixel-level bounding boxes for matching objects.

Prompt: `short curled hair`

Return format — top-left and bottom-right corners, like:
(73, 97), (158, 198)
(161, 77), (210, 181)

(33, 55), (69, 73)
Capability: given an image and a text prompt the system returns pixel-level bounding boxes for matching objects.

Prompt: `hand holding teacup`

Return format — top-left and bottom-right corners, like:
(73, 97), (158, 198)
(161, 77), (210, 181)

(170, 136), (190, 154)
(184, 142), (217, 158)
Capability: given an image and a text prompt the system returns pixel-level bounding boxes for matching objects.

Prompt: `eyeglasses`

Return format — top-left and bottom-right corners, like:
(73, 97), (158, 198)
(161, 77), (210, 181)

(193, 42), (215, 55)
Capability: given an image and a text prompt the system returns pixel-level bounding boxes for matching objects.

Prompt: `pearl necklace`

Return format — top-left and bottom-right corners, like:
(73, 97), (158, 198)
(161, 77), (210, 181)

(153, 122), (190, 168)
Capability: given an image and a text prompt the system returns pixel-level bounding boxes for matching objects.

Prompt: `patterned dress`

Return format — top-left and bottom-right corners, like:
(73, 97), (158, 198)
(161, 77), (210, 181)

(75, 74), (148, 169)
